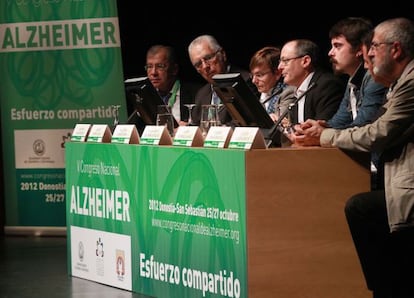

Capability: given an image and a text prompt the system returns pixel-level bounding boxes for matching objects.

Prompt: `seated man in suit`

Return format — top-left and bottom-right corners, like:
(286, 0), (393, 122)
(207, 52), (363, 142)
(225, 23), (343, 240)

(126, 45), (202, 134)
(144, 44), (202, 126)
(278, 38), (345, 136)
(188, 34), (257, 126)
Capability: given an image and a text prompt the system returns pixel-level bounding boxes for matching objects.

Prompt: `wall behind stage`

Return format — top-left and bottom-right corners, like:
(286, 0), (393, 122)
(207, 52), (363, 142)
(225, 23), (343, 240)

(116, 3), (410, 83)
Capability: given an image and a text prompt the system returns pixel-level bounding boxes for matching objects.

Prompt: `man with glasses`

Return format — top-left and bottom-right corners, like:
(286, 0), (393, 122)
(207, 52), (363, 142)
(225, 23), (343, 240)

(143, 45), (202, 126)
(278, 39), (345, 130)
(293, 18), (414, 298)
(188, 34), (256, 125)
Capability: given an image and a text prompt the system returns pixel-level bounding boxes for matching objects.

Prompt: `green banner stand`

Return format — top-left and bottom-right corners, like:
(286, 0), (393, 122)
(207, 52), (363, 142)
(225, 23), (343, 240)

(0, 0), (127, 233)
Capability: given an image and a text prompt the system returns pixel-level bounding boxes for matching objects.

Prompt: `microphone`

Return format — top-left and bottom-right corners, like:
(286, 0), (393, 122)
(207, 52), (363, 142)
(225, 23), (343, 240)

(267, 81), (317, 145)
(261, 84), (284, 105)
(273, 81), (316, 129)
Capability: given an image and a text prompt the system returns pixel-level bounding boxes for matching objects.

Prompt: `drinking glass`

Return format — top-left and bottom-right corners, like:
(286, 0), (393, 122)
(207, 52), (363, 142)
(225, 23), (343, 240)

(156, 105), (175, 136)
(184, 103), (196, 126)
(111, 105), (121, 132)
(200, 104), (219, 137)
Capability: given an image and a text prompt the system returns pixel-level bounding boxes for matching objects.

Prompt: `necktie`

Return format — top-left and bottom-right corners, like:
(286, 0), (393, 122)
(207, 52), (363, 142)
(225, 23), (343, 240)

(212, 90), (221, 105)
(267, 95), (278, 114)
(211, 84), (221, 105)
(162, 93), (171, 105)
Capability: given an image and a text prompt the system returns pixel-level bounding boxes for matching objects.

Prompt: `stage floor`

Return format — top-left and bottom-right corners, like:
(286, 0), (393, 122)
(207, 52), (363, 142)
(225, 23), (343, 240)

(0, 235), (151, 298)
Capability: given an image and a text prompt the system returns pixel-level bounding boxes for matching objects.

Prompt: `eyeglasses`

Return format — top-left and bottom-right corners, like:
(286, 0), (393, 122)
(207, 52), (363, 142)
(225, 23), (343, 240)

(250, 70), (272, 80)
(370, 41), (394, 51)
(279, 55), (305, 66)
(144, 63), (168, 71)
(193, 49), (221, 70)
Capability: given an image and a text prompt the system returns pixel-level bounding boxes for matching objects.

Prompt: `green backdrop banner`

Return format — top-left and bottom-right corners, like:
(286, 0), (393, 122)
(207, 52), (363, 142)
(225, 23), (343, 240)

(0, 0), (127, 228)
(66, 143), (247, 298)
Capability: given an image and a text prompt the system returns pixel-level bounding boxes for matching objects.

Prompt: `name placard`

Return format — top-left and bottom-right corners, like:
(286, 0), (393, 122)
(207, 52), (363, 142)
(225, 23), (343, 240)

(86, 124), (112, 143)
(71, 124), (91, 142)
(111, 124), (140, 144)
(203, 126), (233, 148)
(173, 126), (203, 147)
(140, 125), (172, 145)
(228, 127), (266, 150)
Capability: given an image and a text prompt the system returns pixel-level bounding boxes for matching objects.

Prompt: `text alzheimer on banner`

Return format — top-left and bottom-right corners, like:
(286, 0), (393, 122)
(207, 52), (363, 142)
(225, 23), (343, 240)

(0, 18), (121, 52)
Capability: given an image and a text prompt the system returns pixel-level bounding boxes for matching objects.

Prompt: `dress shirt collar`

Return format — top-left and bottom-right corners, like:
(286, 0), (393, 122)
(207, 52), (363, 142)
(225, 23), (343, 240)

(295, 72), (314, 97)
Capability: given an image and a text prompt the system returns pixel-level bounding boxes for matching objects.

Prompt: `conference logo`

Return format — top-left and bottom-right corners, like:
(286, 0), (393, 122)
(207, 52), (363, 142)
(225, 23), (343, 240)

(116, 249), (126, 281)
(33, 139), (45, 156)
(95, 237), (105, 277)
(96, 237), (104, 257)
(78, 241), (84, 262)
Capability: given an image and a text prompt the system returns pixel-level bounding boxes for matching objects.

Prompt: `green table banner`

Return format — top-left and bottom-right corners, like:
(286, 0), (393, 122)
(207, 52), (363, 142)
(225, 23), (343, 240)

(66, 143), (247, 298)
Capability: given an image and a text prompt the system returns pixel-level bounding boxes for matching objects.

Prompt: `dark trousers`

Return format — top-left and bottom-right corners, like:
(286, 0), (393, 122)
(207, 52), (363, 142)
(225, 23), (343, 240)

(344, 190), (414, 297)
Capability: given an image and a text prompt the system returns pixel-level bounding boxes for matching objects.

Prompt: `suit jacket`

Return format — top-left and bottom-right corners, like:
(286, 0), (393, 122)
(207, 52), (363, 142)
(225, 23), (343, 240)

(192, 65), (255, 125)
(276, 85), (296, 115)
(126, 78), (202, 134)
(320, 59), (414, 232)
(290, 69), (345, 124)
(267, 84), (296, 147)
